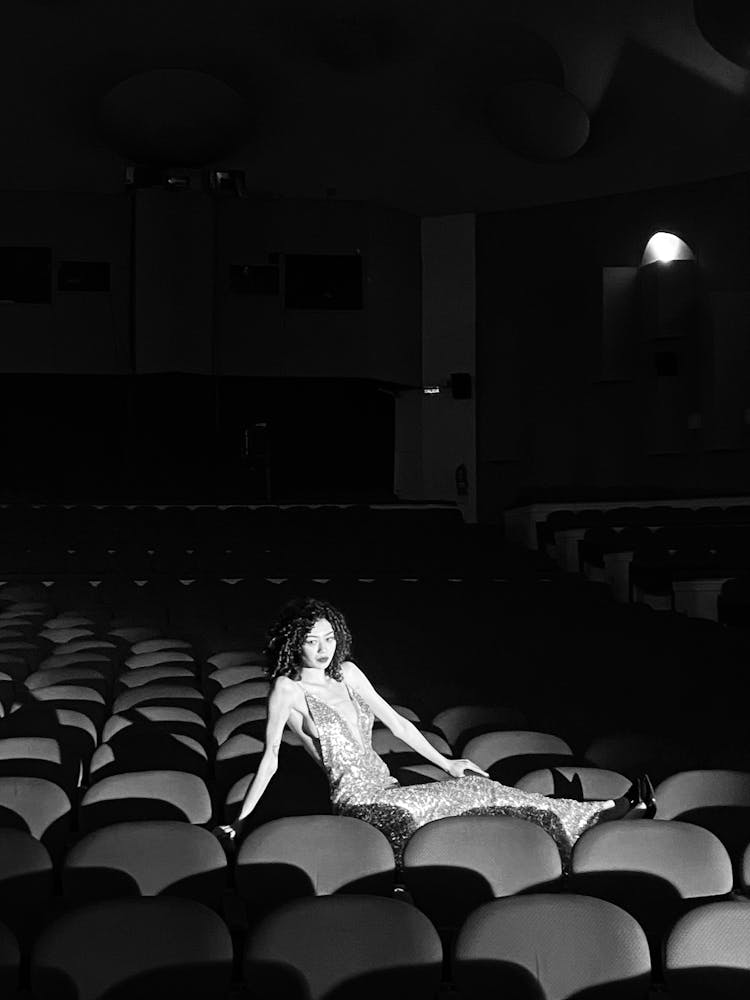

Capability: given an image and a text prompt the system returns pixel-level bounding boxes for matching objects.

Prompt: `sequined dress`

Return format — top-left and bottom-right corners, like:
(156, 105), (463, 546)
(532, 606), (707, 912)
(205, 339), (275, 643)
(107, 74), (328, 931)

(303, 683), (614, 868)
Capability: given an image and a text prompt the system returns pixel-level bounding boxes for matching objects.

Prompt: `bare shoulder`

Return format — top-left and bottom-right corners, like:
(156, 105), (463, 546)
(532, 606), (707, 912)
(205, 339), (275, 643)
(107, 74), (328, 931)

(270, 675), (301, 703)
(341, 660), (365, 686)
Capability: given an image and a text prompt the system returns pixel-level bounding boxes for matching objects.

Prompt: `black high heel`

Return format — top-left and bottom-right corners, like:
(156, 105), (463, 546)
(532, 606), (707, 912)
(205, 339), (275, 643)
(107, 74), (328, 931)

(623, 774), (656, 818)
(638, 774), (657, 818)
(598, 773), (656, 823)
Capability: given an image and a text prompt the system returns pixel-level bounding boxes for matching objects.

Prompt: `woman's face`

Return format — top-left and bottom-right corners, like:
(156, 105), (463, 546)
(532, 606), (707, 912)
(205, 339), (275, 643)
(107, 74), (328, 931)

(300, 618), (337, 672)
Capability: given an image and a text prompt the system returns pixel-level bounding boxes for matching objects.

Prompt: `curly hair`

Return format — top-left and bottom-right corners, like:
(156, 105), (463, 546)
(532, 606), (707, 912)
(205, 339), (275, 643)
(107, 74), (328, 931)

(264, 596), (353, 682)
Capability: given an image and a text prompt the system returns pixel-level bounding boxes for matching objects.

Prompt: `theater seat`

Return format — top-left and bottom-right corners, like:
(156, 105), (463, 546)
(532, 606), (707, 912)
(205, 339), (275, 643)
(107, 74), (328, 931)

(31, 897), (233, 1000)
(212, 681), (270, 715)
(431, 704), (528, 753)
(236, 815), (395, 923)
(395, 763), (451, 785)
(0, 735), (78, 797)
(214, 733), (264, 797)
(63, 821), (227, 908)
(116, 706), (209, 745)
(0, 705), (96, 784)
(38, 652), (115, 674)
(224, 766), (330, 831)
(205, 665), (266, 700)
(0, 775), (72, 858)
(569, 819), (733, 975)
(78, 770), (213, 831)
(108, 626), (163, 644)
(243, 895), (442, 1000)
(453, 893), (651, 999)
(89, 726), (209, 782)
(462, 730), (573, 770)
(515, 765), (632, 800)
(112, 684), (204, 716)
(0, 828), (54, 947)
(125, 650), (197, 672)
(654, 770), (750, 877)
(115, 665), (197, 689)
(371, 728), (451, 756)
(29, 684), (108, 732)
(206, 650), (265, 670)
(213, 703), (267, 746)
(402, 815), (562, 933)
(130, 638), (193, 655)
(664, 900), (750, 998)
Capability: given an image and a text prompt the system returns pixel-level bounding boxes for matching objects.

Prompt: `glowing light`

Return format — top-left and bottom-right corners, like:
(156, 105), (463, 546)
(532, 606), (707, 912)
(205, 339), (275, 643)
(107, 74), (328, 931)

(423, 386), (441, 395)
(641, 232), (696, 266)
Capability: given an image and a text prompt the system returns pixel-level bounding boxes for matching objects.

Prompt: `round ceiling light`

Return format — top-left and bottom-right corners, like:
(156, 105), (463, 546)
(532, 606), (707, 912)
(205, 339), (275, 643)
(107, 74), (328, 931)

(485, 81), (590, 161)
(97, 69), (249, 166)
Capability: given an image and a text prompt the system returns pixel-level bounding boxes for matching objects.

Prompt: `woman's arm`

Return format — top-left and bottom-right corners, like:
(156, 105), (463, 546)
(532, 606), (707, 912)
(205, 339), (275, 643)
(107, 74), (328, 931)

(344, 661), (488, 778)
(234, 677), (295, 823)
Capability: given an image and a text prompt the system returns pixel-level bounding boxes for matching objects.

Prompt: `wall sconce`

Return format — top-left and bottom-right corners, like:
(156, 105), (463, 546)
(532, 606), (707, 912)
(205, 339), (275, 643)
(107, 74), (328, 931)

(641, 231), (696, 266)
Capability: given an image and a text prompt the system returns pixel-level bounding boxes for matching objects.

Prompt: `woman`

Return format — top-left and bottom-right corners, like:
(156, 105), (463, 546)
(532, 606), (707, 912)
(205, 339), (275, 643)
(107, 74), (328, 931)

(213, 597), (654, 866)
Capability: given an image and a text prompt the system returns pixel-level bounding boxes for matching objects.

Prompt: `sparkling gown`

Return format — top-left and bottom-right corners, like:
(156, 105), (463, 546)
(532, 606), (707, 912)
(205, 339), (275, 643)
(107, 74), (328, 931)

(303, 683), (615, 868)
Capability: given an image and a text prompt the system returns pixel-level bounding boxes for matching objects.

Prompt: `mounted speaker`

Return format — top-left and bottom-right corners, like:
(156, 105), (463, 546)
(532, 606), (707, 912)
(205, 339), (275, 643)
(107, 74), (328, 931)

(450, 372), (472, 399)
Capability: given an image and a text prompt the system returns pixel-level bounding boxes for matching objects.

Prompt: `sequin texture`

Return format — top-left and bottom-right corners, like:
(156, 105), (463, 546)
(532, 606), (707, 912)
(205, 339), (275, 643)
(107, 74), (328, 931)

(303, 684), (614, 868)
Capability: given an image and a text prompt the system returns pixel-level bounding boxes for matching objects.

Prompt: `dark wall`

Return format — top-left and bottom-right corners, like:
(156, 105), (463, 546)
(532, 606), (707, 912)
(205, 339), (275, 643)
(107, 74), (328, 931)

(0, 374), (395, 502)
(477, 171), (750, 520)
(0, 190), (421, 384)
(0, 192), (131, 372)
(215, 196), (420, 383)
(0, 190), (419, 500)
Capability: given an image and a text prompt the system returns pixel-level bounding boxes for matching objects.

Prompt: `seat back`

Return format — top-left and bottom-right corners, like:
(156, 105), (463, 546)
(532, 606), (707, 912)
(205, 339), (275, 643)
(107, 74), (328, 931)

(244, 895), (442, 1000)
(79, 770), (213, 830)
(570, 819), (733, 975)
(403, 815), (562, 930)
(236, 815), (395, 921)
(665, 901), (750, 998)
(63, 821), (227, 906)
(462, 731), (572, 770)
(453, 893), (651, 999)
(431, 705), (528, 751)
(516, 766), (632, 799)
(31, 897), (233, 1000)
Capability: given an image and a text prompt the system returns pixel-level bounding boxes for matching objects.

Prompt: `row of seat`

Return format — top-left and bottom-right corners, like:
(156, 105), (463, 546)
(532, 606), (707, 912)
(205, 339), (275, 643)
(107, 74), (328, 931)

(539, 501), (750, 548)
(3, 809), (748, 937)
(539, 504), (750, 584)
(3, 890), (750, 998)
(0, 502), (465, 537)
(0, 566), (749, 996)
(0, 503), (496, 578)
(3, 603), (750, 842)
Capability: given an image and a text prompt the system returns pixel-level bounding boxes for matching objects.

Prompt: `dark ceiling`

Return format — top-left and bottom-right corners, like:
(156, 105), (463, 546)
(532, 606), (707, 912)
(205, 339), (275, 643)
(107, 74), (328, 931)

(7, 0), (750, 214)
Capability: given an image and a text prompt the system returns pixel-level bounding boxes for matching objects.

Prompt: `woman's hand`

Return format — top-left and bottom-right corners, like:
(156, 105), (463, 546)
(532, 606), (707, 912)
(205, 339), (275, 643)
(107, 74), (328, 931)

(211, 822), (243, 851)
(444, 758), (490, 779)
